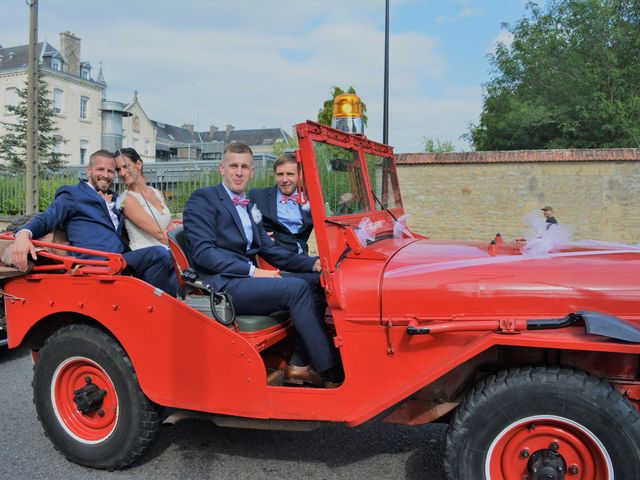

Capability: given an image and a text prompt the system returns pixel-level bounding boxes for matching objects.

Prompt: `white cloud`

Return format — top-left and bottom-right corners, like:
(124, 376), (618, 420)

(488, 30), (514, 54)
(1, 0), (484, 152)
(459, 7), (484, 18)
(78, 11), (449, 152)
(435, 6), (484, 23)
(383, 86), (482, 152)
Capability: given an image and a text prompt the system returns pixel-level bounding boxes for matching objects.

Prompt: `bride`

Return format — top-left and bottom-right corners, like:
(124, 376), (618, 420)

(115, 148), (172, 250)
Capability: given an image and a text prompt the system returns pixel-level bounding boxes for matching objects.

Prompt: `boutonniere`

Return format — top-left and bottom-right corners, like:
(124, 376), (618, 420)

(251, 204), (262, 224)
(301, 201), (311, 212)
(115, 192), (125, 211)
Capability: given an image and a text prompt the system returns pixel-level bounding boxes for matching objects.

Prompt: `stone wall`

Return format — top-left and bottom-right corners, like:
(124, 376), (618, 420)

(395, 149), (640, 244)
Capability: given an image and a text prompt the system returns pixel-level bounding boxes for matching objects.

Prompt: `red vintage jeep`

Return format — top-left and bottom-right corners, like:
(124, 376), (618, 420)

(2, 119), (640, 480)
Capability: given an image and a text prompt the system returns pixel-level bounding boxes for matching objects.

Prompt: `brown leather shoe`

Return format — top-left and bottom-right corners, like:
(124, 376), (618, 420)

(323, 379), (342, 389)
(266, 369), (284, 386)
(284, 364), (325, 387)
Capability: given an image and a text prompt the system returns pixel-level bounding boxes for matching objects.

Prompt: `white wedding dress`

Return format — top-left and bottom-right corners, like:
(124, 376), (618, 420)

(118, 188), (171, 250)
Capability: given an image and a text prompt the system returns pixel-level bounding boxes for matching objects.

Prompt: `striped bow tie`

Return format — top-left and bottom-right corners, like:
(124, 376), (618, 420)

(280, 193), (299, 204)
(232, 196), (250, 207)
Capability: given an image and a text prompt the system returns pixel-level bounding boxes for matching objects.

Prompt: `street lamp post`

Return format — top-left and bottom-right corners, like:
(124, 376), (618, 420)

(26, 0), (39, 213)
(383, 0), (389, 145)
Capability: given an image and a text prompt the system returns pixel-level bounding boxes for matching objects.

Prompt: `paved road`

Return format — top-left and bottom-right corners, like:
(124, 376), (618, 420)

(0, 347), (447, 480)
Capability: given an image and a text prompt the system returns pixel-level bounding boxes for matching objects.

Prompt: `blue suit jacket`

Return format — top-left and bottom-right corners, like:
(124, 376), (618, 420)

(23, 181), (126, 257)
(183, 183), (316, 290)
(248, 185), (314, 254)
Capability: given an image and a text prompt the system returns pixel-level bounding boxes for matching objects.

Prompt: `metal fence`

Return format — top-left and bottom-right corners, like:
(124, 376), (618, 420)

(0, 160), (275, 216)
(0, 171), (80, 216)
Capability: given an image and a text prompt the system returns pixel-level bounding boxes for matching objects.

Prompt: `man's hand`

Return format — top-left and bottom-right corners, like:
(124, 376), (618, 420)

(254, 268), (281, 278)
(11, 230), (37, 272)
(312, 259), (322, 272)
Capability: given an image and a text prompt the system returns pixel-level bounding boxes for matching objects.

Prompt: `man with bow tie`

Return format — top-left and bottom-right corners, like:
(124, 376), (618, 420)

(248, 152), (327, 349)
(183, 143), (342, 388)
(248, 152), (314, 255)
(10, 149), (177, 296)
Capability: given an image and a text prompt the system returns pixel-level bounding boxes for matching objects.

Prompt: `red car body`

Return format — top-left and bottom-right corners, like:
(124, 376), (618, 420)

(2, 121), (639, 478)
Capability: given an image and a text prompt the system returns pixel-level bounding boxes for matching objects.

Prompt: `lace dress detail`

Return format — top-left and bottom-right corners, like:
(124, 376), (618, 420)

(118, 188), (171, 250)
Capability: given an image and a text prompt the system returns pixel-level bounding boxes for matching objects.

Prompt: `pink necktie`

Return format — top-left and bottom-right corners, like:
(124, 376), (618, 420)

(232, 196), (250, 207)
(280, 193), (299, 204)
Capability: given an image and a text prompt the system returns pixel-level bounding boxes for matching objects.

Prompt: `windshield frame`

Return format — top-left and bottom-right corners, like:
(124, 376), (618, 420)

(296, 120), (405, 270)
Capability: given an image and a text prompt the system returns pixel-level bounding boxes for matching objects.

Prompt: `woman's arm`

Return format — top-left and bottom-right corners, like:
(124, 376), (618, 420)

(122, 194), (167, 244)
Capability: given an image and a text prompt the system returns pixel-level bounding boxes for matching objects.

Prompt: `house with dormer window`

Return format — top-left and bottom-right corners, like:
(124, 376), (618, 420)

(0, 31), (105, 165)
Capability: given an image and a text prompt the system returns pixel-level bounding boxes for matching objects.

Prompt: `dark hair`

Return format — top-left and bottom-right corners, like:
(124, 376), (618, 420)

(88, 149), (115, 167)
(115, 147), (143, 172)
(223, 142), (253, 156)
(115, 147), (142, 163)
(273, 152), (296, 173)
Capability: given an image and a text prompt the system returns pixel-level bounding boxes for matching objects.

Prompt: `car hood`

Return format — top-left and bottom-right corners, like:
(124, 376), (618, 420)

(380, 238), (640, 319)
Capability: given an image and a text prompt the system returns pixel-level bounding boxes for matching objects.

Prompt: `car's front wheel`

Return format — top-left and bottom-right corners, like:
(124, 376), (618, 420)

(33, 324), (161, 469)
(445, 366), (640, 480)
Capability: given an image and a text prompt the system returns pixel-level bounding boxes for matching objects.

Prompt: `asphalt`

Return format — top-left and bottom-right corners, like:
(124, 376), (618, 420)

(0, 347), (447, 479)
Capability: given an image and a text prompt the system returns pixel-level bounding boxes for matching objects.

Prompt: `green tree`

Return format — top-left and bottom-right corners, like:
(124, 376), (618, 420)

(468, 0), (640, 150)
(317, 86), (368, 127)
(0, 70), (68, 172)
(272, 135), (299, 157)
(423, 137), (455, 153)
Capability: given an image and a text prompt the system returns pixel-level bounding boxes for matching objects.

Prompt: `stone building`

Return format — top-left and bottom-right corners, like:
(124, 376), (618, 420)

(395, 149), (640, 244)
(122, 92), (156, 163)
(0, 32), (105, 165)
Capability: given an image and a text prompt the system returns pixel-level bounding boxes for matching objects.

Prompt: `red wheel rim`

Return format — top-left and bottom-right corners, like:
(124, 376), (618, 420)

(486, 415), (612, 480)
(51, 356), (119, 444)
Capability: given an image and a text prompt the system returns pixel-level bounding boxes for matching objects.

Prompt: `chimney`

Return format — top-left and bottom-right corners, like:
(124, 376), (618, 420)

(59, 31), (81, 76)
(182, 123), (194, 134)
(209, 125), (219, 134)
(225, 124), (235, 140)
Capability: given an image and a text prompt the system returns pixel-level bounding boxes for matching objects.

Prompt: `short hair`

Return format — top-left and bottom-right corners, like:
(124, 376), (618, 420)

(224, 142), (253, 156)
(273, 152), (297, 173)
(115, 147), (143, 172)
(88, 149), (115, 167)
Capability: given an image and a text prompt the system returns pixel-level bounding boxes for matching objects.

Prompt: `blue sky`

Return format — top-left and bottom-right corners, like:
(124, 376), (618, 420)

(1, 0), (540, 152)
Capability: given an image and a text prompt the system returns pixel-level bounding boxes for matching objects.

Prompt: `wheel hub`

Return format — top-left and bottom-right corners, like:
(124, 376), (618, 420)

(73, 377), (107, 414)
(486, 415), (612, 479)
(527, 448), (567, 480)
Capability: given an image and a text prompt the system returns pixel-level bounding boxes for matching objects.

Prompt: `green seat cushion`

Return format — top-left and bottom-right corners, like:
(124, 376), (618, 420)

(182, 295), (289, 332)
(235, 310), (289, 333)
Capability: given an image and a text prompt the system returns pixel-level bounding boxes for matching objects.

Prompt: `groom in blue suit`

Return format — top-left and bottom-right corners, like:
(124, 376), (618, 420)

(11, 149), (177, 296)
(183, 142), (342, 387)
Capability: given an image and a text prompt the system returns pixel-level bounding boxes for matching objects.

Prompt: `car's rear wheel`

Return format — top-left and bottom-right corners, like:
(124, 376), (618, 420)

(33, 324), (161, 469)
(444, 366), (640, 480)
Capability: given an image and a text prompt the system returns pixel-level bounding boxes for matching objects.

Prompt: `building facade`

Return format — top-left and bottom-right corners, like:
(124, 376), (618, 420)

(122, 92), (156, 163)
(0, 32), (105, 166)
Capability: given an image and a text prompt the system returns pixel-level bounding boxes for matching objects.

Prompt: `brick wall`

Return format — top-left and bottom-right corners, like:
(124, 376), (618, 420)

(395, 149), (640, 244)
